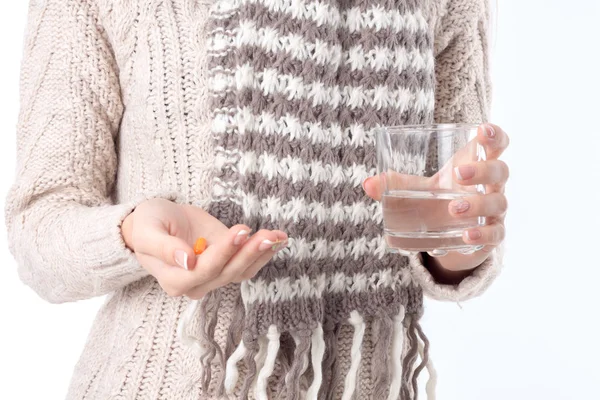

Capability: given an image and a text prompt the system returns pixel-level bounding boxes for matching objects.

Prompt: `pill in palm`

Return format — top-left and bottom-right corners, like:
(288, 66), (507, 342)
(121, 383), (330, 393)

(193, 237), (207, 255)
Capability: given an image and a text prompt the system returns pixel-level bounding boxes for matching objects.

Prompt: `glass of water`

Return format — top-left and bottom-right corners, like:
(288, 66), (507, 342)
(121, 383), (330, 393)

(376, 124), (486, 256)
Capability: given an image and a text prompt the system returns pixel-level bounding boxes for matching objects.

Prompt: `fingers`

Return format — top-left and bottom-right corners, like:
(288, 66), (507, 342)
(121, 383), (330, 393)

(186, 230), (288, 299)
(463, 223), (505, 247)
(477, 123), (510, 160)
(237, 232), (288, 281)
(364, 124), (509, 200)
(136, 224), (254, 297)
(448, 192), (508, 218)
(454, 159), (509, 186)
(191, 224), (251, 280)
(136, 253), (191, 297)
(448, 191), (507, 249)
(134, 222), (197, 270)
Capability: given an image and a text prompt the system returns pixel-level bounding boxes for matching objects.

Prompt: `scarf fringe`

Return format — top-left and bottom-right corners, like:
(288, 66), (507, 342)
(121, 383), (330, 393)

(225, 292), (245, 360)
(341, 311), (366, 400)
(179, 298), (436, 399)
(224, 340), (247, 394)
(402, 317), (437, 400)
(282, 333), (311, 400)
(176, 299), (203, 355)
(372, 313), (395, 399)
(239, 336), (263, 399)
(386, 307), (406, 400)
(411, 323), (429, 399)
(417, 323), (437, 400)
(306, 325), (326, 399)
(321, 323), (340, 400)
(198, 291), (225, 392)
(255, 326), (281, 399)
(220, 291), (246, 397)
(233, 343), (258, 399)
(400, 316), (418, 399)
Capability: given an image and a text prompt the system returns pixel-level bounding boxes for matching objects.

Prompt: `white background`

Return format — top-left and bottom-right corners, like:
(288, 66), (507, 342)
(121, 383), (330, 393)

(1, 1), (599, 399)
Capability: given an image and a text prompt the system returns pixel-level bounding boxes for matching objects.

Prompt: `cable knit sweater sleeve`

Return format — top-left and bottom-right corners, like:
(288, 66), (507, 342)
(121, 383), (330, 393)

(409, 0), (502, 302)
(4, 0), (169, 303)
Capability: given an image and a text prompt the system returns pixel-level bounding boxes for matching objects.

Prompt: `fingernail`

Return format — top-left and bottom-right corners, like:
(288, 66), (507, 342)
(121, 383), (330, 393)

(455, 165), (475, 181)
(234, 230), (250, 245)
(466, 229), (482, 241)
(259, 239), (287, 252)
(485, 124), (496, 139)
(174, 250), (188, 270)
(259, 239), (275, 251)
(274, 240), (288, 252)
(450, 199), (470, 214)
(362, 177), (372, 192)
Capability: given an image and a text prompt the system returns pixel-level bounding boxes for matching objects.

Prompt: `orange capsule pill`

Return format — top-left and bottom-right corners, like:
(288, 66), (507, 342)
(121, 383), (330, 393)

(194, 237), (207, 255)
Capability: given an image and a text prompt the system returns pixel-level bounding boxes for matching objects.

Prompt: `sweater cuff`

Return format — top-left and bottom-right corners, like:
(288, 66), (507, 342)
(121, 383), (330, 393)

(73, 192), (179, 296)
(408, 247), (503, 302)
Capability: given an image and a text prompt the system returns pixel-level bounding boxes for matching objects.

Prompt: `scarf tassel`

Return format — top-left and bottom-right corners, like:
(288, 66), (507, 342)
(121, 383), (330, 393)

(341, 311), (366, 400)
(400, 316), (438, 400)
(306, 325), (326, 399)
(179, 299), (437, 399)
(386, 307), (406, 400)
(416, 322), (437, 400)
(176, 293), (227, 394)
(176, 299), (203, 356)
(282, 333), (311, 400)
(321, 323), (340, 400)
(199, 291), (225, 392)
(224, 324), (327, 400)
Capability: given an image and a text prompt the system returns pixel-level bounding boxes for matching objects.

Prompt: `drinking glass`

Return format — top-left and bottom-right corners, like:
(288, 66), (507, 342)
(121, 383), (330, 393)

(376, 124), (486, 256)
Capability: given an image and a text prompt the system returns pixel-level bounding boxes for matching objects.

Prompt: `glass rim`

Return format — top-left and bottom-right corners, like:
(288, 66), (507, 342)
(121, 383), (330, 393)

(382, 123), (480, 132)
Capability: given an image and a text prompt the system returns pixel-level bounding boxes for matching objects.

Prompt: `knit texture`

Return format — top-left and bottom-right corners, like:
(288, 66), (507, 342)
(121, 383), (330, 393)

(199, 0), (437, 396)
(5, 0), (500, 398)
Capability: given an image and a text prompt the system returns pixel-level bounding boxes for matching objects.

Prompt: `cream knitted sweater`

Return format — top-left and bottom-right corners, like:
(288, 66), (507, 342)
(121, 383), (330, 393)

(5, 0), (500, 398)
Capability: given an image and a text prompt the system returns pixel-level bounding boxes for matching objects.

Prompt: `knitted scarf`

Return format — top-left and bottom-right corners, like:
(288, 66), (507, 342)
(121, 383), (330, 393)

(180, 0), (436, 397)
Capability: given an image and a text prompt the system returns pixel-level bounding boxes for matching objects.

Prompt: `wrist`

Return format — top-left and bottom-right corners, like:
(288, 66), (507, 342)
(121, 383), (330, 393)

(121, 211), (135, 251)
(421, 252), (476, 285)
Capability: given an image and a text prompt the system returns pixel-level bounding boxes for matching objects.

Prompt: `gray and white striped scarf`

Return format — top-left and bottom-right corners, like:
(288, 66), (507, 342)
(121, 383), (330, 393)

(190, 0), (436, 397)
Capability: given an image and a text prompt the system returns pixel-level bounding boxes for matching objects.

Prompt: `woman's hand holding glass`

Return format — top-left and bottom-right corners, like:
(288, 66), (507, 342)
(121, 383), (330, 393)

(363, 123), (510, 274)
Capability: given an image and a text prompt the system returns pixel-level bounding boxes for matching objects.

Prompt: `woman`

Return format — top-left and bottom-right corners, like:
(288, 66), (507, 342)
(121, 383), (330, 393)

(6, 0), (509, 398)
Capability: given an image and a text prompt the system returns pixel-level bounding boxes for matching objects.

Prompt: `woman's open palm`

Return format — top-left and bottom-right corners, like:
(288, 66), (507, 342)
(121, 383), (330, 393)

(122, 198), (288, 299)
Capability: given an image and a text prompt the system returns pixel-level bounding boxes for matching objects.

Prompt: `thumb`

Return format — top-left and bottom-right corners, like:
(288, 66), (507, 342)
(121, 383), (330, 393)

(362, 176), (383, 201)
(364, 172), (437, 200)
(134, 222), (196, 270)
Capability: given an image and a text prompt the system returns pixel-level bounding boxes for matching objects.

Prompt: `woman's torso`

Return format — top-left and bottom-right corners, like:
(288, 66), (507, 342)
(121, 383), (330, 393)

(65, 0), (473, 397)
(68, 1), (415, 398)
